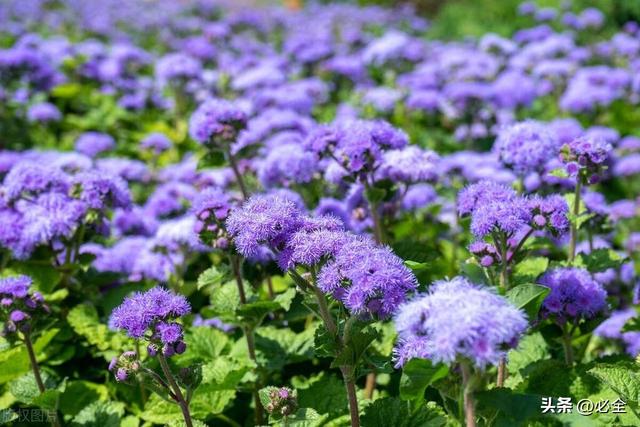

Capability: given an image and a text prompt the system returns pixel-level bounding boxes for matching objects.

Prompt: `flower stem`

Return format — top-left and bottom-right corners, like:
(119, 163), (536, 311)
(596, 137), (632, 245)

(561, 325), (574, 366)
(340, 366), (361, 427)
(229, 255), (263, 424)
(24, 333), (45, 394)
(568, 179), (582, 263)
(225, 150), (248, 200)
(24, 333), (61, 427)
(157, 353), (193, 427)
(460, 362), (477, 427)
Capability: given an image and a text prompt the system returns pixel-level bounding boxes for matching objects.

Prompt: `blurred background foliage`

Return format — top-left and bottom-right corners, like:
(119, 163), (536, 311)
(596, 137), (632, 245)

(311, 0), (640, 39)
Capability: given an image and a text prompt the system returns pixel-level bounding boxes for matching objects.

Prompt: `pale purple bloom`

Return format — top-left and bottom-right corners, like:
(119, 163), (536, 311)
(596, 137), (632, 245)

(494, 121), (558, 174)
(539, 268), (607, 322)
(75, 132), (115, 157)
(394, 277), (527, 368)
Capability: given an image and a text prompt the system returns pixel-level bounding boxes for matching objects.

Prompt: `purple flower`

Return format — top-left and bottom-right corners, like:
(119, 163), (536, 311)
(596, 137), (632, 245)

(539, 268), (607, 322)
(0, 275), (31, 299)
(191, 188), (234, 248)
(109, 287), (191, 339)
(140, 132), (172, 154)
(155, 322), (183, 344)
(528, 195), (570, 236)
(189, 99), (247, 145)
(26, 102), (61, 123)
(257, 143), (319, 188)
(402, 184), (437, 211)
(72, 172), (132, 210)
(2, 162), (69, 202)
(457, 181), (516, 216)
(470, 196), (531, 239)
(394, 277), (527, 368)
(493, 121), (558, 174)
(155, 53), (202, 86)
(317, 235), (417, 319)
(74, 132), (115, 158)
(226, 194), (305, 258)
(376, 146), (439, 183)
(560, 136), (613, 183)
(594, 310), (640, 357)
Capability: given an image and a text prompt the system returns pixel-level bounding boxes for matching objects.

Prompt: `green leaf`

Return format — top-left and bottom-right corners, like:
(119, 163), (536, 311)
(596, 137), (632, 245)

(255, 326), (315, 371)
(404, 260), (429, 272)
(67, 304), (132, 357)
(512, 257), (549, 284)
(549, 168), (569, 178)
(208, 282), (241, 320)
(399, 359), (449, 401)
(276, 408), (325, 427)
(197, 150), (225, 169)
(577, 249), (625, 273)
(0, 329), (60, 384)
(58, 381), (109, 417)
(178, 327), (229, 365)
(476, 389), (543, 427)
(505, 284), (550, 319)
(10, 371), (58, 405)
(295, 373), (347, 418)
(589, 363), (640, 411)
(506, 332), (550, 388)
(364, 187), (387, 204)
(237, 300), (281, 327)
(460, 258), (488, 285)
(51, 83), (82, 98)
(331, 320), (379, 368)
(313, 324), (339, 359)
(70, 401), (125, 427)
(360, 398), (448, 427)
(273, 287), (297, 311)
(197, 266), (227, 291)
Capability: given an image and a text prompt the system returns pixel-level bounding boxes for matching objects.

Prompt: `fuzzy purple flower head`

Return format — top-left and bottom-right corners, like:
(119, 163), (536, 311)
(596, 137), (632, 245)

(109, 287), (190, 357)
(226, 194), (305, 258)
(394, 277), (527, 368)
(140, 132), (172, 154)
(74, 132), (115, 158)
(0, 275), (48, 337)
(457, 181), (516, 216)
(27, 102), (61, 123)
(189, 99), (248, 146)
(192, 188), (234, 249)
(494, 121), (559, 175)
(539, 267), (607, 323)
(528, 195), (570, 237)
(317, 235), (417, 319)
(560, 136), (613, 184)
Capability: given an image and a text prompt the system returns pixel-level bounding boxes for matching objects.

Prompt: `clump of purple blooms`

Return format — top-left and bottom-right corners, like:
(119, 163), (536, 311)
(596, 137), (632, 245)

(560, 136), (613, 184)
(109, 286), (191, 358)
(394, 277), (528, 368)
(0, 275), (49, 338)
(539, 267), (607, 323)
(263, 387), (298, 417)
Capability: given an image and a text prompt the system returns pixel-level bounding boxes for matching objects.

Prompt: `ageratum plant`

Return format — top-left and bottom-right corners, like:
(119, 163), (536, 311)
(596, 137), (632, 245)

(0, 1), (639, 426)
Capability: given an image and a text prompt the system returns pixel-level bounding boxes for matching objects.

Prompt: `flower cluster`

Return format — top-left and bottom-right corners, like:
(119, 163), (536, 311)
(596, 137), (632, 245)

(394, 277), (528, 368)
(560, 136), (613, 184)
(227, 194), (416, 318)
(109, 287), (191, 357)
(494, 121), (558, 174)
(0, 275), (49, 338)
(108, 350), (141, 382)
(189, 99), (248, 147)
(192, 188), (234, 249)
(263, 387), (298, 417)
(539, 268), (607, 323)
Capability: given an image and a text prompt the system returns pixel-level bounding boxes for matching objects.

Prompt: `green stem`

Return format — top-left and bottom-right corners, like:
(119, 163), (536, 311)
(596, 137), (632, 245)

(568, 179), (582, 262)
(460, 362), (477, 427)
(24, 333), (61, 427)
(225, 150), (248, 200)
(340, 365), (361, 427)
(561, 325), (574, 367)
(157, 353), (193, 427)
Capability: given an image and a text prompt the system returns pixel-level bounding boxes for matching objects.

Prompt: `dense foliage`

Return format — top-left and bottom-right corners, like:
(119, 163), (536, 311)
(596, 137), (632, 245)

(1, 1), (639, 426)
